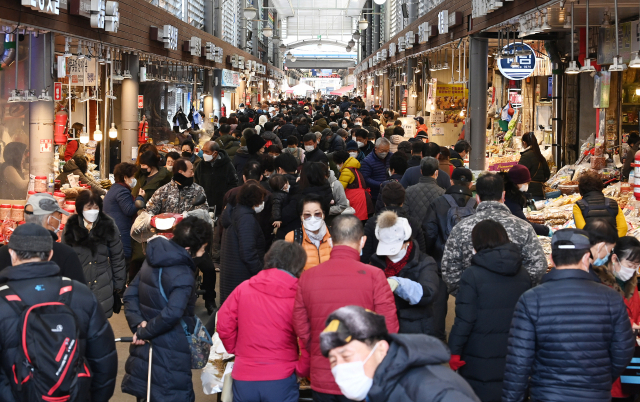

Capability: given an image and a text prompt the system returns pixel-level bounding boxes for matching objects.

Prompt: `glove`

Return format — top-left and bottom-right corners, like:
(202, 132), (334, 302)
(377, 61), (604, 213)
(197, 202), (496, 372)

(112, 289), (123, 314)
(387, 278), (399, 292)
(449, 355), (466, 371)
(548, 227), (554, 237)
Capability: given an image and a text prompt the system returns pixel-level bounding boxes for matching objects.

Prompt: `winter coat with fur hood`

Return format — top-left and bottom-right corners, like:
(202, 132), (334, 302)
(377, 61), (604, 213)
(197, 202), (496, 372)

(63, 211), (127, 317)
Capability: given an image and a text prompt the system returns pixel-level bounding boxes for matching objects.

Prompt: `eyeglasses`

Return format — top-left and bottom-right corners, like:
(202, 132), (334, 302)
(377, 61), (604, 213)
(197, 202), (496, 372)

(303, 212), (323, 220)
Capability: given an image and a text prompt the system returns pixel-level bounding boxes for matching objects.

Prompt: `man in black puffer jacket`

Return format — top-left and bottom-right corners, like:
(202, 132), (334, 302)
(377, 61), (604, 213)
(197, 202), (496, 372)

(0, 224), (117, 402)
(503, 228), (635, 402)
(320, 306), (480, 402)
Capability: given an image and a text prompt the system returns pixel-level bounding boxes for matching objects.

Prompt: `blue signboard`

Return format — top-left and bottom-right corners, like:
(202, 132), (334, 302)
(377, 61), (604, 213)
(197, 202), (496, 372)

(498, 43), (536, 80)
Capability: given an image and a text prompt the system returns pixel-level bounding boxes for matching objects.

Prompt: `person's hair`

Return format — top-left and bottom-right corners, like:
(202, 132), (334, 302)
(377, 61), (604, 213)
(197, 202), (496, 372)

(231, 129), (242, 138)
(266, 145), (282, 155)
(389, 154), (408, 175)
(472, 220), (510, 252)
(522, 132), (545, 164)
(206, 141), (221, 153)
(425, 142), (440, 158)
(72, 155), (88, 174)
(11, 249), (49, 261)
(628, 131), (640, 147)
(454, 140), (471, 154)
(382, 182), (405, 206)
(578, 169), (604, 195)
(24, 212), (48, 226)
(242, 127), (258, 139)
(75, 189), (103, 220)
(299, 162), (328, 189)
(261, 155), (275, 174)
(438, 147), (450, 161)
(243, 160), (263, 181)
(411, 141), (424, 155)
(552, 241), (590, 267)
(331, 215), (364, 245)
(268, 174), (288, 192)
(275, 153), (298, 173)
(173, 158), (189, 175)
(139, 150), (159, 168)
(287, 135), (299, 146)
(393, 126), (405, 136)
(227, 116), (238, 125)
(166, 151), (181, 162)
(333, 150), (350, 165)
(302, 133), (317, 143)
(614, 236), (640, 265)
(264, 240), (307, 278)
(362, 116), (372, 126)
(181, 141), (195, 152)
(476, 172), (504, 201)
(355, 129), (369, 140)
(264, 121), (276, 132)
(3, 142), (27, 171)
(394, 120), (402, 126)
(172, 216), (213, 257)
(336, 128), (349, 139)
(499, 171), (527, 207)
(237, 182), (267, 207)
(297, 194), (324, 216)
(584, 218), (619, 245)
(113, 162), (138, 184)
(375, 137), (391, 148)
(420, 156), (439, 177)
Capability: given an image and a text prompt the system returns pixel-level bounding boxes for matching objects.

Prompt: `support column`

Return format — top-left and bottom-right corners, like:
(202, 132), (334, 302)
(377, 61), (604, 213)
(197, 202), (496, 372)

(252, 19), (259, 58)
(406, 0), (417, 115)
(204, 0), (214, 35)
(373, 4), (381, 52)
(468, 36), (488, 170)
(383, 4), (390, 43)
(383, 72), (390, 109)
(120, 54), (139, 163)
(240, 1), (247, 51)
(365, 0), (372, 58)
(203, 71), (214, 132)
(29, 33), (54, 178)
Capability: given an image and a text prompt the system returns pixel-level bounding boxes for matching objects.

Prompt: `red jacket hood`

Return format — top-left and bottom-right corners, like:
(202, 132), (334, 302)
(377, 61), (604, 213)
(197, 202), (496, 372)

(248, 268), (298, 298)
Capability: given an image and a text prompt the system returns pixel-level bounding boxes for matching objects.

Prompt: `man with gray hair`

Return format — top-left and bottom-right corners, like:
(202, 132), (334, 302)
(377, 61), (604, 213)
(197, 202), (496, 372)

(294, 214), (398, 400)
(0, 193), (85, 282)
(404, 156), (446, 225)
(194, 140), (239, 217)
(361, 137), (393, 203)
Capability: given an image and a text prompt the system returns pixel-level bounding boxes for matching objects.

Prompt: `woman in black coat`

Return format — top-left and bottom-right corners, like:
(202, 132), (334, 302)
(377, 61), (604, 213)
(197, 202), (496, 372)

(219, 182), (267, 304)
(499, 169), (551, 236)
(368, 210), (440, 337)
(518, 132), (550, 200)
(448, 219), (532, 402)
(122, 217), (212, 402)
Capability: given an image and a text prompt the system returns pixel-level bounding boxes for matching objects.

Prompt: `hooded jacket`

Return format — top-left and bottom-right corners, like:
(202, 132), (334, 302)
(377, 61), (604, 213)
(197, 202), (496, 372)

(337, 156), (361, 188)
(310, 118), (329, 133)
(361, 151), (393, 201)
(121, 237), (198, 401)
(261, 131), (283, 148)
(448, 244), (531, 402)
(0, 261), (117, 402)
(502, 268), (635, 402)
(219, 204), (266, 304)
(217, 268), (309, 381)
(216, 134), (241, 157)
(368, 334), (480, 402)
(63, 212), (127, 317)
(56, 158), (106, 195)
(194, 149), (238, 215)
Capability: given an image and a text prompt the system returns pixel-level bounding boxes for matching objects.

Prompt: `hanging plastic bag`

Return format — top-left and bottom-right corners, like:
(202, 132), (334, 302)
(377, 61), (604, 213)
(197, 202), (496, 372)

(501, 103), (513, 122)
(130, 211), (153, 243)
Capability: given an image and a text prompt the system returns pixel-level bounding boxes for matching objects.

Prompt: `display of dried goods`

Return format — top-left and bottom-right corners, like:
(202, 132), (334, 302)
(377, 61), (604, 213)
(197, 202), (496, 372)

(590, 156), (606, 170)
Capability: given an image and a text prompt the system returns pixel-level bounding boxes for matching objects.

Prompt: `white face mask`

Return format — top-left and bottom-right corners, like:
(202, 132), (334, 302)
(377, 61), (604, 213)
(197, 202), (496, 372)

(615, 260), (637, 282)
(48, 215), (62, 234)
(282, 184), (290, 193)
(203, 153), (214, 162)
(518, 183), (529, 192)
(342, 123), (348, 128)
(303, 216), (324, 231)
(128, 177), (137, 188)
(349, 152), (358, 158)
(305, 145), (315, 153)
(357, 141), (365, 148)
(388, 246), (408, 263)
(83, 209), (100, 223)
(254, 201), (265, 214)
(355, 122), (362, 127)
(331, 342), (378, 401)
(166, 165), (173, 172)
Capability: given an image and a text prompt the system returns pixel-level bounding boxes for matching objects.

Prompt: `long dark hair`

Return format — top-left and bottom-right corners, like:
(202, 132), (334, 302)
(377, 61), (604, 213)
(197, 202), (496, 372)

(522, 132), (545, 164)
(299, 162), (328, 190)
(499, 172), (527, 207)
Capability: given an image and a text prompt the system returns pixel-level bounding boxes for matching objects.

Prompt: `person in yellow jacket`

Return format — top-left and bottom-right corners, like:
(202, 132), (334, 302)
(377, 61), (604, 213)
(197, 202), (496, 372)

(335, 152), (362, 189)
(285, 195), (332, 271)
(573, 170), (627, 238)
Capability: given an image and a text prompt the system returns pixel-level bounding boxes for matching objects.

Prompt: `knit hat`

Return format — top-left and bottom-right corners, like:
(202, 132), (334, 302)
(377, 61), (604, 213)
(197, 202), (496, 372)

(320, 306), (388, 357)
(346, 140), (358, 151)
(258, 115), (268, 126)
(246, 134), (267, 154)
(508, 164), (531, 185)
(8, 223), (53, 253)
(375, 210), (412, 255)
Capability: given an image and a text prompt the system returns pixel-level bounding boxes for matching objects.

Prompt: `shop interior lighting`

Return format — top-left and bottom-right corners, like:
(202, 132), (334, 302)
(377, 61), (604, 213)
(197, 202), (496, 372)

(608, 0), (627, 71)
(541, 9), (552, 30)
(77, 40), (85, 60)
(79, 129), (89, 144)
(581, 0), (596, 72)
(460, 108), (466, 117)
(348, 39), (356, 48)
(262, 26), (273, 38)
(64, 37), (72, 57)
(291, 56), (297, 62)
(109, 123), (117, 139)
(358, 18), (369, 31)
(346, 46), (352, 52)
(93, 123), (103, 142)
(610, 56), (627, 71)
(353, 30), (361, 41)
(442, 49), (449, 70)
(98, 44), (105, 64)
(601, 9), (611, 28)
(566, 2), (580, 74)
(630, 53), (640, 68)
(244, 6), (257, 20)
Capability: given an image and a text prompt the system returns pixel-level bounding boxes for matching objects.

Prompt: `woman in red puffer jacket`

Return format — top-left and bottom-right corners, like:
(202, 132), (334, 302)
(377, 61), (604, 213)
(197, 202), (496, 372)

(217, 240), (310, 401)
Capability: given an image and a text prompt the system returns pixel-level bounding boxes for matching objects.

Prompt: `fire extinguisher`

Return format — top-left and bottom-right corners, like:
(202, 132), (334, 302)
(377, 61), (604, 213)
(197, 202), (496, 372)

(221, 104), (227, 118)
(54, 112), (68, 145)
(401, 99), (407, 116)
(138, 117), (148, 144)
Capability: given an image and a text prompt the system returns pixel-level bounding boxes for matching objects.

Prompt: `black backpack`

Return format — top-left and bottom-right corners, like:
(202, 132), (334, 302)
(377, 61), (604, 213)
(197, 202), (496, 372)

(443, 194), (477, 239)
(0, 278), (91, 402)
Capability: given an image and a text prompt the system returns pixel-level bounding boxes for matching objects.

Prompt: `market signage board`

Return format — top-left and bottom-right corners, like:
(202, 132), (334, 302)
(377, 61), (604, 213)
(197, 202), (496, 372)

(438, 11), (449, 34)
(498, 43), (536, 80)
(67, 57), (97, 85)
(69, 0), (119, 32)
(150, 25), (179, 50)
(472, 0), (503, 19)
(221, 69), (240, 87)
(54, 82), (62, 101)
(138, 95), (143, 109)
(22, 0), (59, 14)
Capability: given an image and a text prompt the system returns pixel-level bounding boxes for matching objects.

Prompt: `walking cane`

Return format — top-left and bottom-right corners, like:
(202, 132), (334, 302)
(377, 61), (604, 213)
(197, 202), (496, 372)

(116, 337), (153, 402)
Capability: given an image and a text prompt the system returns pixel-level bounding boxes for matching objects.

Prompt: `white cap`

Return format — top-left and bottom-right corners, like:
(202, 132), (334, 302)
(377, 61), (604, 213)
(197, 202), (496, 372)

(375, 212), (412, 255)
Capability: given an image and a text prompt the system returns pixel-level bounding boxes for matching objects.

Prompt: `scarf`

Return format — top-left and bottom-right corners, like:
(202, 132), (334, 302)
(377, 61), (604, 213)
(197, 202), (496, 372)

(306, 222), (327, 249)
(384, 242), (413, 278)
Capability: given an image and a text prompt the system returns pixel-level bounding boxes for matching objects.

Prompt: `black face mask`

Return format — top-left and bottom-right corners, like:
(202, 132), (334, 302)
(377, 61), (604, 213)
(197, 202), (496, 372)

(173, 172), (194, 189)
(182, 151), (193, 159)
(140, 168), (151, 176)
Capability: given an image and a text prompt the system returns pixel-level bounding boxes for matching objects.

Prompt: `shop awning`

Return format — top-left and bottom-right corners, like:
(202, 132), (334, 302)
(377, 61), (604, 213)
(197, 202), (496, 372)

(330, 85), (354, 96)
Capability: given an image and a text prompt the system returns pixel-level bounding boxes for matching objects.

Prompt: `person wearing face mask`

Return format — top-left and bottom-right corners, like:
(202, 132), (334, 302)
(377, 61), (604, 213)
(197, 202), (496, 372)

(103, 163), (146, 282)
(132, 150), (172, 202)
(180, 140), (201, 167)
(584, 218), (619, 276)
(355, 129), (375, 156)
(0, 193), (85, 283)
(501, 165), (552, 236)
(333, 150), (370, 221)
(345, 139), (365, 162)
(369, 210), (440, 337)
(320, 306), (480, 402)
(285, 195), (333, 271)
(62, 189), (126, 318)
(164, 151), (180, 174)
(194, 141), (238, 218)
(591, 236), (640, 401)
(122, 217), (212, 402)
(233, 129), (266, 175)
(269, 174), (291, 231)
(302, 132), (329, 164)
(574, 169), (628, 237)
(293, 214), (399, 401)
(145, 158), (209, 216)
(219, 182), (267, 304)
(360, 137), (393, 204)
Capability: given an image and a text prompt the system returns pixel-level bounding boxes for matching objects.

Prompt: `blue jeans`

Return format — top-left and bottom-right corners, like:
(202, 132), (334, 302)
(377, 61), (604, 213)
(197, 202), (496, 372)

(232, 373), (299, 402)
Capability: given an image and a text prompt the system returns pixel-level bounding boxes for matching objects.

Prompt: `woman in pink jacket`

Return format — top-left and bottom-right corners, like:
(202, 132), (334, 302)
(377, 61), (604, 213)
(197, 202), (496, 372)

(217, 240), (309, 402)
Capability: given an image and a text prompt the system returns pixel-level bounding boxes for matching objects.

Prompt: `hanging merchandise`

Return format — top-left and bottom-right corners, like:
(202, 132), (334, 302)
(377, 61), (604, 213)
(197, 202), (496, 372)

(173, 107), (189, 133)
(501, 103), (513, 122)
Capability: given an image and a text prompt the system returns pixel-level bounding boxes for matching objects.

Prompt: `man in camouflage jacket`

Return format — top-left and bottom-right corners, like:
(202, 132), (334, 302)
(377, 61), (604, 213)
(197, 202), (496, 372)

(145, 179), (209, 215)
(441, 174), (547, 296)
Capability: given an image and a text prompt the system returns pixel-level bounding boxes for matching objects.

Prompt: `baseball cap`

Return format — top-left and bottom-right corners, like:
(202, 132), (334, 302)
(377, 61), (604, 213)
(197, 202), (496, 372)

(413, 116), (424, 124)
(451, 167), (473, 183)
(551, 228), (591, 250)
(319, 306), (388, 357)
(375, 210), (412, 255)
(26, 193), (70, 216)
